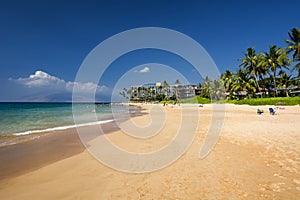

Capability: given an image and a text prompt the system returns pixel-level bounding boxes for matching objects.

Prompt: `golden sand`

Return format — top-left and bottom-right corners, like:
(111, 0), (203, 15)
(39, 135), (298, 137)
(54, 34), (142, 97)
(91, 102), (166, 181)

(0, 104), (299, 199)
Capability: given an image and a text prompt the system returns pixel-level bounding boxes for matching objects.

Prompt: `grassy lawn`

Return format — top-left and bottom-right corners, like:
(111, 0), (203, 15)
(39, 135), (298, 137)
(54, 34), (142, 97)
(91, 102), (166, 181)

(176, 96), (300, 106)
(179, 96), (212, 104)
(227, 96), (300, 106)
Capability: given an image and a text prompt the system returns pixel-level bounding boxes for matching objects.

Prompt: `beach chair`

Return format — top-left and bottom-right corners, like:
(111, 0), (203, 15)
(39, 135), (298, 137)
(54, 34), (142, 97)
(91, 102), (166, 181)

(257, 109), (264, 115)
(269, 108), (276, 115)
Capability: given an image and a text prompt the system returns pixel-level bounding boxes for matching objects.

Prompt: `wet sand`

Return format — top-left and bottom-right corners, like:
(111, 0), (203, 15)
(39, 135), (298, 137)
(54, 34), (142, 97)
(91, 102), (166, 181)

(0, 104), (299, 199)
(0, 121), (123, 181)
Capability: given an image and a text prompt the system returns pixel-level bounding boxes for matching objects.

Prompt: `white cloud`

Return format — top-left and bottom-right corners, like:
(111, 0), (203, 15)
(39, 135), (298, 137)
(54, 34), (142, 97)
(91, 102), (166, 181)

(11, 70), (108, 94)
(135, 67), (150, 73)
(14, 71), (65, 89)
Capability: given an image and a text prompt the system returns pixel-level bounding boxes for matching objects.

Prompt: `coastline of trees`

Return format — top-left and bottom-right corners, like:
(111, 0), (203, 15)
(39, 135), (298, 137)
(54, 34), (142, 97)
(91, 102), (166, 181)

(201, 27), (299, 100)
(121, 28), (299, 102)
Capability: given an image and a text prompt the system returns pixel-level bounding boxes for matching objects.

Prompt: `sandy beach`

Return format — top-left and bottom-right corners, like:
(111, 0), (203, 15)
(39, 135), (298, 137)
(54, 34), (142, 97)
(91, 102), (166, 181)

(0, 104), (299, 199)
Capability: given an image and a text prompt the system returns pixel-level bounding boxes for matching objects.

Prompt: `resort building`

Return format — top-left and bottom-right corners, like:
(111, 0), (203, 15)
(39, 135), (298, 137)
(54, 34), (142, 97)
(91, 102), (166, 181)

(129, 82), (199, 102)
(169, 85), (197, 99)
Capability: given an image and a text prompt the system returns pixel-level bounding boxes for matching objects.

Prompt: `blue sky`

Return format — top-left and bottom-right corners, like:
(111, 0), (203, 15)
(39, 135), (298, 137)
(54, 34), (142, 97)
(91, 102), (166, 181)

(0, 0), (299, 101)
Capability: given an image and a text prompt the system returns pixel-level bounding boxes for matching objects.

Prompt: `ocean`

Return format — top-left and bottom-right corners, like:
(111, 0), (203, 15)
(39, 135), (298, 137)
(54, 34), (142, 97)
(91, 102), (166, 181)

(0, 102), (127, 136)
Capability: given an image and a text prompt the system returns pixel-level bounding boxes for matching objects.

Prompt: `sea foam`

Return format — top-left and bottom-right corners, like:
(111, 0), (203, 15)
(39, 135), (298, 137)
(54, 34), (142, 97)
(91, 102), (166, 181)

(13, 119), (114, 136)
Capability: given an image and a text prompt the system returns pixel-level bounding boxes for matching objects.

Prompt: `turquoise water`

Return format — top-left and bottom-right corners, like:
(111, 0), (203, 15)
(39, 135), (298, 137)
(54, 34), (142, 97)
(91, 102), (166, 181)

(0, 103), (124, 136)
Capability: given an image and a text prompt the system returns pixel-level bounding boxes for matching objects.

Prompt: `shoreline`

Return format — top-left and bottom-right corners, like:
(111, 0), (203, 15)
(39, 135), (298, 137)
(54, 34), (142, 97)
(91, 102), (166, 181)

(0, 103), (144, 147)
(0, 120), (123, 182)
(0, 104), (145, 181)
(0, 119), (114, 148)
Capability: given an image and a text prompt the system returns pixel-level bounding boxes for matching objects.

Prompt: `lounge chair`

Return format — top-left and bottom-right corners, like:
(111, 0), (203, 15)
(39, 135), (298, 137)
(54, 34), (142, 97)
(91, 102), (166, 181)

(257, 109), (264, 115)
(269, 108), (276, 115)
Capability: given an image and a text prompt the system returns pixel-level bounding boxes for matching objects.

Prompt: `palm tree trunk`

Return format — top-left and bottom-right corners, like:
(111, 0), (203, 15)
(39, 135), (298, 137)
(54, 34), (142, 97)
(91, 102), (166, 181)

(254, 75), (262, 98)
(273, 71), (278, 97)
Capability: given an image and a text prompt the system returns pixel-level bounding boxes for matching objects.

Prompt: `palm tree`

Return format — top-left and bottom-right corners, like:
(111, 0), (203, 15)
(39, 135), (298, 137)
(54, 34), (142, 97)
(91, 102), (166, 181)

(221, 70), (235, 99)
(286, 28), (300, 77)
(157, 85), (163, 95)
(232, 68), (257, 99)
(278, 70), (294, 97)
(175, 79), (181, 85)
(200, 76), (213, 99)
(240, 47), (268, 97)
(211, 78), (225, 100)
(162, 80), (170, 97)
(221, 70), (234, 89)
(119, 88), (127, 100)
(149, 86), (156, 100)
(264, 45), (290, 96)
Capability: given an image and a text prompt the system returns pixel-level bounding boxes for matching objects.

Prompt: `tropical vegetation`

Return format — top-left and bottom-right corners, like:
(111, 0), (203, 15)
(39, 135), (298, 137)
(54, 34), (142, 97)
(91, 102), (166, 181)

(216, 27), (299, 100)
(122, 27), (300, 105)
(186, 27), (299, 103)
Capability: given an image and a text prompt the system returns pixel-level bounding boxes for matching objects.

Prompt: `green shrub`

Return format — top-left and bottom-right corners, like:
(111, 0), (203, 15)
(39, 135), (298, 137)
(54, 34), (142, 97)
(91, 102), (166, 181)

(196, 96), (212, 104)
